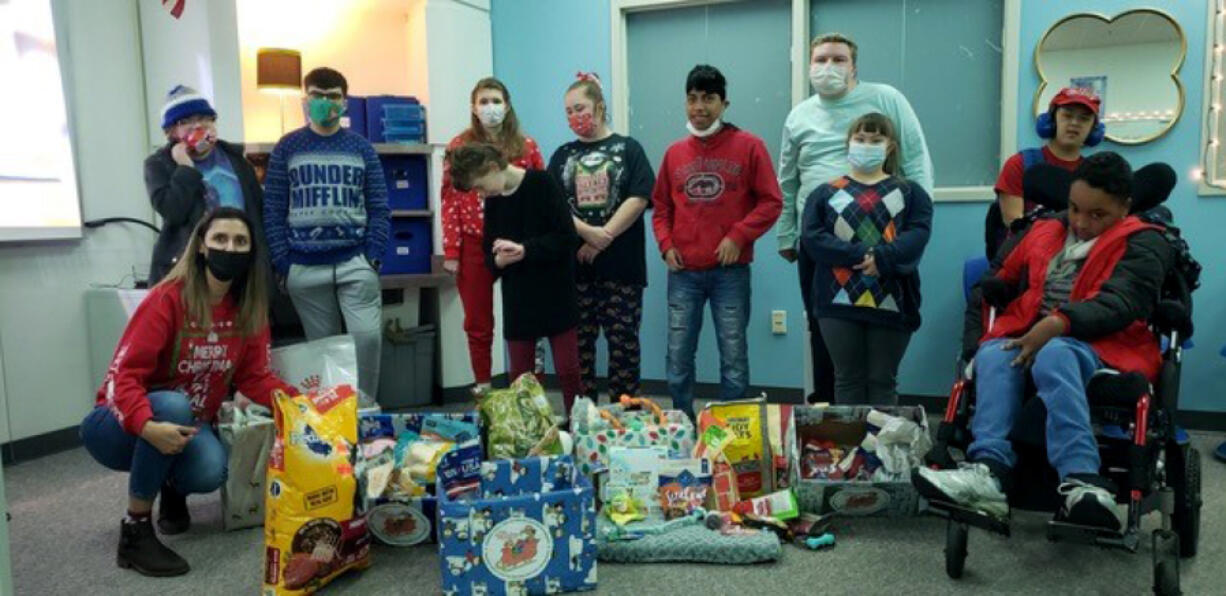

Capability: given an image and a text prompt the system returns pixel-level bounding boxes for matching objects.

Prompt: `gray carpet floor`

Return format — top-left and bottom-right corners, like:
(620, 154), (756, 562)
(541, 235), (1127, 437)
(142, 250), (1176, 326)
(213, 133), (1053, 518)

(6, 397), (1224, 595)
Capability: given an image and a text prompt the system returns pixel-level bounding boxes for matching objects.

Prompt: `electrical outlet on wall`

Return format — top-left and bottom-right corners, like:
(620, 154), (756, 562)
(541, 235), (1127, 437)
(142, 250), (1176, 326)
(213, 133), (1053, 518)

(771, 310), (787, 335)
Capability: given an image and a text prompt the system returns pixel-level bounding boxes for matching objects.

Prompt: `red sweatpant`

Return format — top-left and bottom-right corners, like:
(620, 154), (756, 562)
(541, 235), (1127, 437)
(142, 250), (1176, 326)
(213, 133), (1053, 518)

(456, 235), (495, 383)
(508, 327), (582, 416)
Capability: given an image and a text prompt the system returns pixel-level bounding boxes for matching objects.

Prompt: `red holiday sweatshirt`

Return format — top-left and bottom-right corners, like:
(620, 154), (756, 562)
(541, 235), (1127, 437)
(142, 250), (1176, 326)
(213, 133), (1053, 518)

(95, 281), (294, 435)
(651, 125), (783, 270)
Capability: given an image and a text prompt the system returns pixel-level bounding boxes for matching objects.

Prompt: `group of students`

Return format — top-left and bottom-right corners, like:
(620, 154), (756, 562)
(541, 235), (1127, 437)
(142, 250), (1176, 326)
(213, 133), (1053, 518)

(446, 33), (940, 422)
(78, 28), (1163, 580)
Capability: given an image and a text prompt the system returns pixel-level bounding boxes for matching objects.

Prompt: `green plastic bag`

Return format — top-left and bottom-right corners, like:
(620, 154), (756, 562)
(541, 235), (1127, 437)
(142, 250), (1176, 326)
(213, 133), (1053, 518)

(477, 373), (563, 459)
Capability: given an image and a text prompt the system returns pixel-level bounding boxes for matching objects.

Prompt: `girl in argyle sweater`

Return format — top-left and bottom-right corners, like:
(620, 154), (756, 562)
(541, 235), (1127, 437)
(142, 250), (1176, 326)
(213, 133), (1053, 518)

(800, 112), (933, 405)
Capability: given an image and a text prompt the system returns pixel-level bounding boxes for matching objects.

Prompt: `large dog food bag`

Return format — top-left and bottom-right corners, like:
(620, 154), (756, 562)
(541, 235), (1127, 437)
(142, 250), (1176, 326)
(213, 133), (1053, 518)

(263, 386), (371, 595)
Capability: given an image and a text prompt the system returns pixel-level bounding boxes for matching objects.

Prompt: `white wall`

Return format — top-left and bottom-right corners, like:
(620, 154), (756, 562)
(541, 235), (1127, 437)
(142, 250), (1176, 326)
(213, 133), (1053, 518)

(139, 0), (245, 148)
(0, 0), (153, 441)
(423, 0), (492, 144)
(235, 0), (416, 142)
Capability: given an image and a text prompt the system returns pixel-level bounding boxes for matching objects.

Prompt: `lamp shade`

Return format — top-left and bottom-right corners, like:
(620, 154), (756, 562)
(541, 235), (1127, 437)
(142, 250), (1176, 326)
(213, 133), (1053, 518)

(256, 48), (301, 94)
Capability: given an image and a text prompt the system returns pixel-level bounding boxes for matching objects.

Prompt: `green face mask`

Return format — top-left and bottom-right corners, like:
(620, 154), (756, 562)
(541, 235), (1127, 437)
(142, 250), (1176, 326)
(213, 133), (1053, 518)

(307, 97), (345, 127)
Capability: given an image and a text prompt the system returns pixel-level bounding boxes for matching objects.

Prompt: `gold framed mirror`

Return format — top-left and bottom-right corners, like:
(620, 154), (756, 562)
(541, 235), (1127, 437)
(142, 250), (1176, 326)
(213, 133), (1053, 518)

(1035, 8), (1186, 145)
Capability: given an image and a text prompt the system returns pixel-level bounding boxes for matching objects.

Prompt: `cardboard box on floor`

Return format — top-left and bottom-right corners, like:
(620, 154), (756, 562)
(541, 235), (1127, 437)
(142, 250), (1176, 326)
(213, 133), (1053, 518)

(786, 405), (930, 517)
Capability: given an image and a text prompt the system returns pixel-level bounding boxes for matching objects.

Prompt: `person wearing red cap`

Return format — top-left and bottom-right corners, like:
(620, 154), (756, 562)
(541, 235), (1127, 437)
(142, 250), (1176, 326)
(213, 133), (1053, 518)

(986, 87), (1104, 259)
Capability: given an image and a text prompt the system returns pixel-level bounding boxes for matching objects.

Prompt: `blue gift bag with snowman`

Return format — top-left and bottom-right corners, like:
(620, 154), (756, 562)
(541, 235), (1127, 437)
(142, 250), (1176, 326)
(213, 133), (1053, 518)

(437, 455), (598, 595)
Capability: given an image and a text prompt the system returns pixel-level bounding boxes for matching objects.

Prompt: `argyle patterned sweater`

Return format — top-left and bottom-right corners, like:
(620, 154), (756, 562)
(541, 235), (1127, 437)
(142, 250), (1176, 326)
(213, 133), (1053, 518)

(800, 175), (933, 331)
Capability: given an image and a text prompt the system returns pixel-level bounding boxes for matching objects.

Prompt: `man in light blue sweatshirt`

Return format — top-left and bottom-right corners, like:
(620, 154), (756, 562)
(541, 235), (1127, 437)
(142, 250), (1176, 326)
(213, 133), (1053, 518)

(264, 67), (390, 406)
(777, 33), (933, 404)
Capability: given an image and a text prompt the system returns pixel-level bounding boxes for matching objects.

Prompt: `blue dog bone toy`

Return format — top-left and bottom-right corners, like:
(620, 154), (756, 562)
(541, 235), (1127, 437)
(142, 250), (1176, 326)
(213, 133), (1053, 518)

(803, 533), (836, 550)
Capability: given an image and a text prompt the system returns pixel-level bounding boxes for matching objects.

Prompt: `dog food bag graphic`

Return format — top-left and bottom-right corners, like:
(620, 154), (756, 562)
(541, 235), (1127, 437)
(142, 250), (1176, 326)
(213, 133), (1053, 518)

(264, 386), (371, 595)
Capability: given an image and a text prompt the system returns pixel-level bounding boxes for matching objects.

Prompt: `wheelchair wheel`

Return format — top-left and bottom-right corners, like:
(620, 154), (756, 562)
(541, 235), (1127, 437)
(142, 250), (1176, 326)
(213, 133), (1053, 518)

(1152, 529), (1181, 595)
(1172, 447), (1201, 558)
(945, 522), (968, 579)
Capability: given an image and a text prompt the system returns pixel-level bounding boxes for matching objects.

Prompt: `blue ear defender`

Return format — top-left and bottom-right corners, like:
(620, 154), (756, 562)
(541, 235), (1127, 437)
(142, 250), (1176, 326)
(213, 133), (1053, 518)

(1035, 111), (1056, 139)
(1035, 110), (1106, 147)
(1084, 119), (1106, 147)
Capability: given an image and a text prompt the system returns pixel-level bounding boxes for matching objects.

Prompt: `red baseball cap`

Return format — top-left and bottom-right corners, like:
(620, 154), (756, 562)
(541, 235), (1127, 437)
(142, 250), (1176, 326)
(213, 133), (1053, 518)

(1049, 87), (1101, 116)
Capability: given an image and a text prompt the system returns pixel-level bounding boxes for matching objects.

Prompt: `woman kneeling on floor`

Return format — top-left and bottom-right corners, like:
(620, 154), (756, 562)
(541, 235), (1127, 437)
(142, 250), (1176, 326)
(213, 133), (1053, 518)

(80, 207), (294, 577)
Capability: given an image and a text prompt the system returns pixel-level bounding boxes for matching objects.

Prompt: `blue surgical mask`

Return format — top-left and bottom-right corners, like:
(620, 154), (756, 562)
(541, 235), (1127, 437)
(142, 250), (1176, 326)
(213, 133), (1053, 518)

(847, 142), (887, 172)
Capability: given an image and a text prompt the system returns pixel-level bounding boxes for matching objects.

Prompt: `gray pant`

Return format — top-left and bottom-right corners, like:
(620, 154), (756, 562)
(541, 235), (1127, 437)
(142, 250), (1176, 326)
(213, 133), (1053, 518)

(817, 318), (912, 406)
(287, 255), (382, 404)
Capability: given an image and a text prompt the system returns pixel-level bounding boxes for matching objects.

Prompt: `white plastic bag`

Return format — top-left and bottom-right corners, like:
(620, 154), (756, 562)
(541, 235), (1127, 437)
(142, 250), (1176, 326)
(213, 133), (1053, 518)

(218, 402), (274, 531)
(269, 335), (359, 396)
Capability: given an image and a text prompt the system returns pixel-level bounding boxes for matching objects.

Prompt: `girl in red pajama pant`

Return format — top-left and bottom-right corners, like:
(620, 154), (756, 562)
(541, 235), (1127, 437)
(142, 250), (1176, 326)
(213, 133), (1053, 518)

(443, 78), (546, 395)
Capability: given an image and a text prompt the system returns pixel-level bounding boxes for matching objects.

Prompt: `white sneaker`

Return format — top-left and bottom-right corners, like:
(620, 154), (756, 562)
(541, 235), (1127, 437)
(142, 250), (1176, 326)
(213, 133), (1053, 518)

(1057, 478), (1121, 532)
(912, 463), (1008, 518)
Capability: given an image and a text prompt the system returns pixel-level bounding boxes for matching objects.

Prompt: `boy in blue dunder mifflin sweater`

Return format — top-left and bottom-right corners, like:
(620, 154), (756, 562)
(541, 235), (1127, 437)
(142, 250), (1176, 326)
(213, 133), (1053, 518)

(263, 67), (390, 407)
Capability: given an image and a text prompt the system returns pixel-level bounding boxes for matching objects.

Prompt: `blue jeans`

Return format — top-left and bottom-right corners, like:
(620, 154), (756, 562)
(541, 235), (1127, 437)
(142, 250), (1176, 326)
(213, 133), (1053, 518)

(666, 266), (751, 419)
(81, 391), (228, 501)
(968, 337), (1102, 480)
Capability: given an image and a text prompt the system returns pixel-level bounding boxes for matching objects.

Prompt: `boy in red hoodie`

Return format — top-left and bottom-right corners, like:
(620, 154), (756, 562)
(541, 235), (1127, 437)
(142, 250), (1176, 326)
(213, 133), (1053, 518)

(651, 64), (783, 419)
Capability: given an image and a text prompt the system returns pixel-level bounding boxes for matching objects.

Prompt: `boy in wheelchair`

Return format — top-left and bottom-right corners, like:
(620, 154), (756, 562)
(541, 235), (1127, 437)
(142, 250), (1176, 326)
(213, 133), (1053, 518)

(912, 152), (1174, 532)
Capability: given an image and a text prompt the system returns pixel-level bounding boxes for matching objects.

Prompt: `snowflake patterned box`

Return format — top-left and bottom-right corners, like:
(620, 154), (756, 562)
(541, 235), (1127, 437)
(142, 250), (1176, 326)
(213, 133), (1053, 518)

(358, 412), (484, 546)
(569, 397), (695, 478)
(437, 455), (597, 596)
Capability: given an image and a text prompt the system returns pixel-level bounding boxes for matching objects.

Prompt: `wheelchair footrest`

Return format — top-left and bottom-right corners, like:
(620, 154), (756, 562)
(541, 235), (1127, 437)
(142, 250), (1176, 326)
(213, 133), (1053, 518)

(1047, 520), (1139, 552)
(924, 499), (1011, 537)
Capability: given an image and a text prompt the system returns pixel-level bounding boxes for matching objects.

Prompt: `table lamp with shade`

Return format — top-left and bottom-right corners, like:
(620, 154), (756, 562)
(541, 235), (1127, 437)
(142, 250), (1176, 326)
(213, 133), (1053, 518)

(256, 48), (301, 135)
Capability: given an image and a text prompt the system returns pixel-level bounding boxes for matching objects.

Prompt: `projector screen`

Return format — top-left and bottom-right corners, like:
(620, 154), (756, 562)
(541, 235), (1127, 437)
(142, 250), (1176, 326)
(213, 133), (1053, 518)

(0, 0), (81, 241)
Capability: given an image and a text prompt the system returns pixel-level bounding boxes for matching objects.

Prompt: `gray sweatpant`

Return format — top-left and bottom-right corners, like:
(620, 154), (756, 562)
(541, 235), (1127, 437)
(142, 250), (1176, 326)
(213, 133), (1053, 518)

(817, 318), (912, 406)
(287, 255), (382, 404)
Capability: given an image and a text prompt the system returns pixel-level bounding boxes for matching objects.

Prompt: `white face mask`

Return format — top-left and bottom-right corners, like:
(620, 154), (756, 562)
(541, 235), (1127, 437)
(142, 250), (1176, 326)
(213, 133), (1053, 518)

(810, 63), (849, 97)
(477, 103), (507, 128)
(686, 118), (723, 138)
(847, 141), (888, 173)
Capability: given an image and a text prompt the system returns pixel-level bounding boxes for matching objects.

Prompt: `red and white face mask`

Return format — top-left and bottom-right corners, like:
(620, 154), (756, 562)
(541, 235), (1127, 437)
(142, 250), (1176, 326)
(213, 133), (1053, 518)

(179, 124), (217, 153)
(567, 112), (597, 138)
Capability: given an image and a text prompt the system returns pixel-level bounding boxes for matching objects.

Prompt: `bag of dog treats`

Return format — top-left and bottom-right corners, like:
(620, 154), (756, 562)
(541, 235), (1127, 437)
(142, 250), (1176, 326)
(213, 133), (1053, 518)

(264, 386), (370, 595)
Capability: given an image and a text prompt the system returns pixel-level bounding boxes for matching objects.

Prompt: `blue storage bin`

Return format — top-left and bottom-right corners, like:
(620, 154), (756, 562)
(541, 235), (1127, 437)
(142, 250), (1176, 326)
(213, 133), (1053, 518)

(382, 118), (426, 142)
(382, 218), (432, 274)
(437, 456), (597, 595)
(342, 96), (368, 138)
(383, 103), (425, 121)
(359, 413), (483, 546)
(381, 154), (428, 210)
(367, 95), (425, 143)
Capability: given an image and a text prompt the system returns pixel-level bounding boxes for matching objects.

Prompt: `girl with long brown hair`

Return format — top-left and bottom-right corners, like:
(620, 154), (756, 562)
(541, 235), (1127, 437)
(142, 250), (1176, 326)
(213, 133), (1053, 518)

(80, 207), (293, 577)
(441, 77), (547, 395)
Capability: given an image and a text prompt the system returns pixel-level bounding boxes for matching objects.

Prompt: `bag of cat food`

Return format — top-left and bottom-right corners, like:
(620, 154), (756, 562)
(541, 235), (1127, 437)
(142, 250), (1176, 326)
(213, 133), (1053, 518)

(701, 399), (772, 498)
(263, 385), (370, 595)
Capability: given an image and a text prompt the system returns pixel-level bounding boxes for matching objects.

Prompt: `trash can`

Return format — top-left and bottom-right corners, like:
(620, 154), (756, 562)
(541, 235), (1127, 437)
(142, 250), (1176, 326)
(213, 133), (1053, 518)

(379, 320), (436, 409)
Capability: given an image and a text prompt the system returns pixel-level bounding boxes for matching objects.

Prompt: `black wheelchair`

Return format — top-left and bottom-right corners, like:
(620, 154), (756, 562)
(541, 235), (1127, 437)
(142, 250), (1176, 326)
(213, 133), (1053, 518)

(917, 163), (1203, 595)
